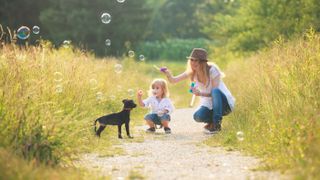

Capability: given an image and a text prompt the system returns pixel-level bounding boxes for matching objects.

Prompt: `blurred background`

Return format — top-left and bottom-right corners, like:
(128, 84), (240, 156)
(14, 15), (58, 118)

(2, 0), (320, 61)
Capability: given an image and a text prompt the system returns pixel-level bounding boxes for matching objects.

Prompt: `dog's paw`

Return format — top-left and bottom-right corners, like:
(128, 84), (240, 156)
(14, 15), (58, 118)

(128, 136), (134, 139)
(118, 136), (123, 139)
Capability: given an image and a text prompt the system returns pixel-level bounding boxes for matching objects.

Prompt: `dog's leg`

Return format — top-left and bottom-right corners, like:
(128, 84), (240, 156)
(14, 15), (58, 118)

(117, 125), (123, 139)
(125, 122), (133, 138)
(96, 125), (106, 137)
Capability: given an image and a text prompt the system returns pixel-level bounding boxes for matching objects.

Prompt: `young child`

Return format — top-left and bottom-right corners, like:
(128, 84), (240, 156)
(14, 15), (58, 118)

(137, 78), (174, 134)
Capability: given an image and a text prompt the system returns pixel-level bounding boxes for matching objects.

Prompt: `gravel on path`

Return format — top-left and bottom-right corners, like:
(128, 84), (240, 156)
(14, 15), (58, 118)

(77, 108), (284, 180)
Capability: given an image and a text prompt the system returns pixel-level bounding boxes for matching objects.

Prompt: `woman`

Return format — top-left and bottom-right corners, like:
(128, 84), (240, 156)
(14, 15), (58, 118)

(161, 48), (235, 133)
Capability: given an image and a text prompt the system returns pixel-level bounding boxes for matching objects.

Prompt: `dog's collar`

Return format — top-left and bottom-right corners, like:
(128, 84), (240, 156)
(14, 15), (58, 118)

(123, 108), (132, 111)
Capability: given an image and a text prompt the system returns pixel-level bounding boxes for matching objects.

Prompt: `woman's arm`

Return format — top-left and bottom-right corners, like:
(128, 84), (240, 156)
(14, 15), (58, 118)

(162, 70), (189, 84)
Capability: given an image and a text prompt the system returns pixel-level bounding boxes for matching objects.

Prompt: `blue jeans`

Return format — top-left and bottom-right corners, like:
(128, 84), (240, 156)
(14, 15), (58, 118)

(193, 88), (231, 124)
(144, 113), (171, 125)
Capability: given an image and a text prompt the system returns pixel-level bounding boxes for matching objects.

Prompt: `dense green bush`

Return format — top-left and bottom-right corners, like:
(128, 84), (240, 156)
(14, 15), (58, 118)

(136, 38), (213, 60)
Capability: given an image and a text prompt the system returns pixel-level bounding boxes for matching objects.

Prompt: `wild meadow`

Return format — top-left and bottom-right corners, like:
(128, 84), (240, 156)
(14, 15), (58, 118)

(0, 41), (189, 179)
(0, 31), (319, 180)
(206, 31), (320, 179)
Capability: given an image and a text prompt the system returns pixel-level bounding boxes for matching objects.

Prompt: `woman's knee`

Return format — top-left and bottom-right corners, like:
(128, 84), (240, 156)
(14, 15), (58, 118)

(193, 112), (206, 122)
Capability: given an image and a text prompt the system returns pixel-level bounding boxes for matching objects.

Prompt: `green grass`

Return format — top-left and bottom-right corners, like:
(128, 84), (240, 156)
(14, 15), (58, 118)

(205, 31), (320, 179)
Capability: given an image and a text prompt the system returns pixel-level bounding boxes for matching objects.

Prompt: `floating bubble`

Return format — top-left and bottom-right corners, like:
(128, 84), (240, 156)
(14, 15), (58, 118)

(116, 177), (124, 180)
(96, 92), (104, 101)
(128, 50), (135, 58)
(17, 26), (30, 40)
(89, 79), (98, 89)
(56, 84), (63, 93)
(105, 39), (111, 46)
(101, 13), (111, 24)
(127, 89), (134, 97)
(117, 85), (122, 92)
(53, 72), (63, 82)
(110, 95), (116, 100)
(63, 40), (71, 48)
(32, 26), (40, 34)
(117, 0), (125, 3)
(114, 64), (123, 74)
(236, 131), (244, 141)
(139, 54), (145, 61)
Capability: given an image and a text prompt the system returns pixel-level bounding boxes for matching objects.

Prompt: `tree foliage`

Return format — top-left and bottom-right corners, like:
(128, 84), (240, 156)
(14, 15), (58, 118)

(200, 0), (320, 52)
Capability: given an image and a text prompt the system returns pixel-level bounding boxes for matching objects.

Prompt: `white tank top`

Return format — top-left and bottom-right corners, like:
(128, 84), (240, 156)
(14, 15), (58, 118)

(195, 66), (235, 110)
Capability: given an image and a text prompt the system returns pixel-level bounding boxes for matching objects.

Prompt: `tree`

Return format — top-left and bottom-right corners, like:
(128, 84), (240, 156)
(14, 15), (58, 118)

(145, 0), (207, 40)
(201, 0), (320, 52)
(39, 0), (152, 56)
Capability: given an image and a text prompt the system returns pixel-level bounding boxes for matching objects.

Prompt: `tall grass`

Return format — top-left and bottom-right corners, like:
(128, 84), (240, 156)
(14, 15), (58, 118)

(0, 41), (154, 177)
(0, 40), (190, 178)
(207, 31), (320, 178)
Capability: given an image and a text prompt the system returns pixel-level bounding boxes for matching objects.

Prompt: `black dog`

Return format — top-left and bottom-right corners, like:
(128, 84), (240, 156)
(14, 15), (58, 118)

(94, 99), (137, 139)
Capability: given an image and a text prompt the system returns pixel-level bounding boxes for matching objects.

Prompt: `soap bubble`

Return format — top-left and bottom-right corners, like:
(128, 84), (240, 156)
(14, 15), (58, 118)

(128, 50), (135, 58)
(117, 85), (123, 92)
(117, 0), (125, 3)
(32, 26), (40, 34)
(105, 39), (111, 46)
(53, 72), (63, 82)
(114, 64), (123, 74)
(110, 95), (116, 100)
(17, 26), (30, 40)
(236, 131), (244, 141)
(101, 13), (111, 24)
(139, 54), (145, 61)
(89, 79), (98, 89)
(56, 84), (63, 93)
(63, 40), (71, 48)
(127, 89), (134, 97)
(96, 92), (104, 101)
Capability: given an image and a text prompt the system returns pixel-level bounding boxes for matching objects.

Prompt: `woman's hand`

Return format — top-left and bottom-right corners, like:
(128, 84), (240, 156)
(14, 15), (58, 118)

(160, 66), (170, 75)
(191, 87), (201, 96)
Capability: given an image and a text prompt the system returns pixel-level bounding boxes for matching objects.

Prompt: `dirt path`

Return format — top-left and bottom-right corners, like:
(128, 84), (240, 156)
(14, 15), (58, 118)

(78, 108), (282, 180)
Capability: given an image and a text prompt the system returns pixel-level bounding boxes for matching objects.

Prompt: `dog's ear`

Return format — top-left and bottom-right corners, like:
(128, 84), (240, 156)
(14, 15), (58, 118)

(122, 99), (128, 103)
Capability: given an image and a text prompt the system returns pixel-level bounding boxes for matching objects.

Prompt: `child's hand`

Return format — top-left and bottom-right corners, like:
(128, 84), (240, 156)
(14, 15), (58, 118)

(157, 109), (168, 116)
(137, 90), (143, 97)
(157, 110), (165, 116)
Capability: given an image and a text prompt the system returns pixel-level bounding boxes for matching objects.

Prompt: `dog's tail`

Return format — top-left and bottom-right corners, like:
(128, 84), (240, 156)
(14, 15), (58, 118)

(94, 118), (99, 132)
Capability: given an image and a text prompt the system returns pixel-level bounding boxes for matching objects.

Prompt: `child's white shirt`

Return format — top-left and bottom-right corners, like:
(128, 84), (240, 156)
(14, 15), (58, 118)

(142, 96), (174, 114)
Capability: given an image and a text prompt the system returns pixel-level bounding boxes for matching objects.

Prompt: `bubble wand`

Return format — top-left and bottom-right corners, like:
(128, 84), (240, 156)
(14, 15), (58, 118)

(189, 82), (196, 107)
(153, 65), (167, 72)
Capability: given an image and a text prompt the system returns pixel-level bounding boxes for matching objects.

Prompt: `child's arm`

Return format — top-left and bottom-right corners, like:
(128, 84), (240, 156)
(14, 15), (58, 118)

(163, 98), (175, 114)
(137, 90), (145, 107)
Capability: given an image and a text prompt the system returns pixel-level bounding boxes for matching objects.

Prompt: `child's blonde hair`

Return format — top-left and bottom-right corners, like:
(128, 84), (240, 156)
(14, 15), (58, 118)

(148, 78), (170, 98)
